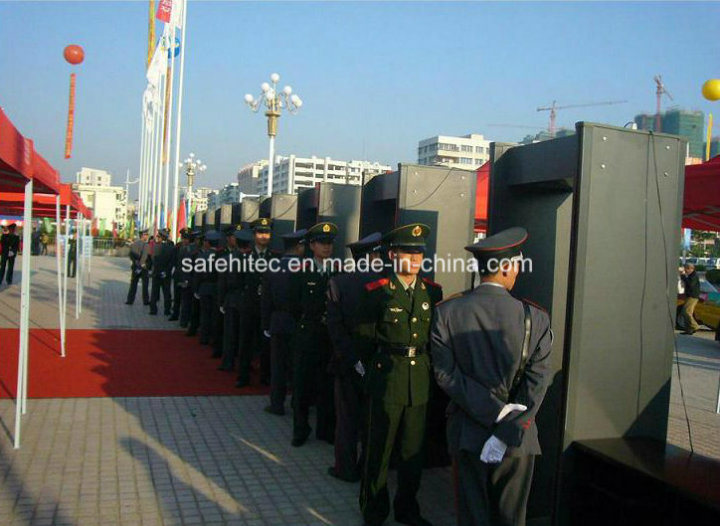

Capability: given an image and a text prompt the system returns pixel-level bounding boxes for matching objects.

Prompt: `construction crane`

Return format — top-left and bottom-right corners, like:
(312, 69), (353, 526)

(654, 75), (673, 132)
(537, 99), (628, 137)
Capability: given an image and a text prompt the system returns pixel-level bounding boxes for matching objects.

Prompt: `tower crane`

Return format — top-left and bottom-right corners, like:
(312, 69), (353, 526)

(537, 99), (628, 137)
(654, 75), (673, 132)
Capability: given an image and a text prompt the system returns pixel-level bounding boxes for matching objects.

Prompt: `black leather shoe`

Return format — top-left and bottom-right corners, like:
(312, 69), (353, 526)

(235, 379), (249, 388)
(264, 405), (285, 416)
(143, 302), (150, 306)
(395, 515), (433, 526)
(125, 301), (133, 305)
(185, 330), (196, 337)
(327, 466), (360, 483)
(168, 316), (178, 321)
(291, 435), (309, 447)
(211, 350), (222, 358)
(149, 311), (158, 316)
(217, 365), (232, 372)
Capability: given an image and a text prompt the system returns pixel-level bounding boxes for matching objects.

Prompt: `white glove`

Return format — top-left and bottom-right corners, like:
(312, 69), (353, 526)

(8, 251), (15, 257)
(160, 272), (166, 278)
(480, 435), (507, 464)
(354, 361), (365, 377)
(193, 293), (200, 299)
(263, 330), (271, 338)
(219, 306), (226, 314)
(135, 269), (142, 275)
(495, 403), (527, 423)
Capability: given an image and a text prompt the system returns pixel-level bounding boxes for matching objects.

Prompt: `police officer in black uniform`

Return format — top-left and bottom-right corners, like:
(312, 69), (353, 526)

(326, 232), (383, 482)
(218, 228), (253, 371)
(185, 229), (204, 335)
(0, 223), (20, 285)
(169, 229), (192, 321)
(431, 227), (553, 526)
(235, 218), (275, 388)
(287, 222), (340, 447)
(149, 229), (174, 316)
(126, 229), (151, 305)
(261, 228), (306, 414)
(194, 230), (222, 345)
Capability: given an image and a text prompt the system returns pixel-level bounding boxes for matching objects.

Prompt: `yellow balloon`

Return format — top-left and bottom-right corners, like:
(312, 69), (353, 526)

(702, 79), (720, 101)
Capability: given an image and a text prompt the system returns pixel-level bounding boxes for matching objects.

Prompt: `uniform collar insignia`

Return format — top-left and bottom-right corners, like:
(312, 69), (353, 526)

(389, 306), (403, 313)
(422, 302), (430, 310)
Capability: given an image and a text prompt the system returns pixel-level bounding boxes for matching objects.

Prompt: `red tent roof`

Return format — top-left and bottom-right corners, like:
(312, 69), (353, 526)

(0, 107), (60, 195)
(0, 186), (92, 219)
(683, 156), (720, 232)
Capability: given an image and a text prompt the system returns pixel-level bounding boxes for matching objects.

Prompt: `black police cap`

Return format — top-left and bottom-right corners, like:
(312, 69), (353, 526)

(205, 230), (223, 246)
(233, 228), (254, 245)
(465, 227), (528, 274)
(251, 217), (273, 233)
(347, 232), (382, 258)
(306, 222), (338, 243)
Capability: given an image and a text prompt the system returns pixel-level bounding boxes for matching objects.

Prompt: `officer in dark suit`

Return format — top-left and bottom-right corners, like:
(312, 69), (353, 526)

(287, 222), (340, 446)
(261, 228), (306, 414)
(354, 223), (442, 526)
(169, 229), (191, 321)
(185, 230), (204, 335)
(218, 228), (253, 371)
(431, 227), (553, 526)
(327, 232), (383, 483)
(149, 229), (175, 316)
(195, 230), (223, 346)
(67, 231), (78, 278)
(126, 229), (151, 305)
(235, 218), (276, 388)
(0, 223), (20, 285)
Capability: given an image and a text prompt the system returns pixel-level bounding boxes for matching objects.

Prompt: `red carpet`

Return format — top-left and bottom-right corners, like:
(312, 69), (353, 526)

(0, 329), (268, 398)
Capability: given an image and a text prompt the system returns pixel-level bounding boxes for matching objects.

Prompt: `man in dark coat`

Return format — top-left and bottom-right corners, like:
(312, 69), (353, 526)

(326, 232), (383, 482)
(261, 228), (306, 413)
(235, 218), (276, 388)
(149, 229), (174, 316)
(195, 231), (223, 346)
(680, 262), (701, 335)
(287, 222), (340, 446)
(0, 224), (20, 285)
(169, 229), (192, 321)
(431, 227), (553, 526)
(125, 229), (151, 305)
(354, 223), (442, 526)
(185, 230), (204, 335)
(218, 227), (252, 371)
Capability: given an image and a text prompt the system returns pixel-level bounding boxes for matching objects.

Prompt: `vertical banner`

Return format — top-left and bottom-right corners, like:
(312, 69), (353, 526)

(706, 113), (713, 162)
(148, 0), (156, 68)
(64, 73), (76, 159)
(162, 59), (172, 164)
(157, 0), (172, 23)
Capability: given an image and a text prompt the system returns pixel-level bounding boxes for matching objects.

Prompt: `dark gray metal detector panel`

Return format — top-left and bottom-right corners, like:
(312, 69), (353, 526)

(296, 187), (319, 230)
(488, 122), (686, 522)
(203, 210), (215, 230)
(316, 183), (362, 259)
(193, 211), (204, 228)
(260, 194), (298, 252)
(218, 204), (233, 228)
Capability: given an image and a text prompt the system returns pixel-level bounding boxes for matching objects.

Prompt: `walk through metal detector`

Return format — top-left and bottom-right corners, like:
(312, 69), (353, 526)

(360, 163), (476, 296)
(203, 209), (216, 231)
(193, 210), (204, 230)
(231, 197), (260, 230)
(487, 123), (716, 525)
(296, 183), (362, 259)
(260, 193), (297, 253)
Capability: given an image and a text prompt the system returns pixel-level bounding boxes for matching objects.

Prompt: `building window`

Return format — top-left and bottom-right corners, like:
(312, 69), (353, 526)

(459, 157), (473, 164)
(475, 146), (485, 154)
(461, 145), (473, 152)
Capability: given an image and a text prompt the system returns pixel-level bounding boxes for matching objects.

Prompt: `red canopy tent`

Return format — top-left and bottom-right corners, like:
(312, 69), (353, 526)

(0, 185), (92, 219)
(683, 156), (720, 232)
(474, 161), (490, 233)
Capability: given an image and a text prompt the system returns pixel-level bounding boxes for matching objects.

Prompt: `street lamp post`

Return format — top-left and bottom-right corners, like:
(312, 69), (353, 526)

(178, 153), (206, 226)
(244, 73), (303, 196)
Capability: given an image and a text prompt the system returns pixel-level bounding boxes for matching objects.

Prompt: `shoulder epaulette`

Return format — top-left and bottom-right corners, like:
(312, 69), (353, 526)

(521, 297), (547, 313)
(422, 277), (442, 288)
(436, 289), (471, 306)
(365, 277), (390, 291)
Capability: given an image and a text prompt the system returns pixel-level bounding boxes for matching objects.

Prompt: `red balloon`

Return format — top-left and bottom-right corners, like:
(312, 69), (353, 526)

(63, 45), (84, 65)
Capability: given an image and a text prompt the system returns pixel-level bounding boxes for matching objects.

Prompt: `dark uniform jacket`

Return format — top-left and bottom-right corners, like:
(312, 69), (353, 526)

(682, 270), (700, 298)
(217, 248), (244, 308)
(150, 241), (175, 278)
(194, 248), (219, 297)
(327, 270), (381, 376)
(430, 284), (553, 457)
(354, 274), (442, 406)
(173, 243), (193, 283)
(129, 239), (150, 271)
(1, 233), (20, 256)
(261, 255), (299, 335)
(241, 246), (276, 313)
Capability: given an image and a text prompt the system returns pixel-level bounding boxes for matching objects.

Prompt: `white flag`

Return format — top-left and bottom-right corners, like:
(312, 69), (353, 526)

(171, 0), (185, 29)
(146, 28), (169, 88)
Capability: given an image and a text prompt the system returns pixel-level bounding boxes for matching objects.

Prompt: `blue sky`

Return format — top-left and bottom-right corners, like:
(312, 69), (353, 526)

(1, 1), (718, 196)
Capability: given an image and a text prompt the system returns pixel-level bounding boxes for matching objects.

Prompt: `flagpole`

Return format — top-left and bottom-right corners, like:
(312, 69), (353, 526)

(137, 115), (146, 229)
(155, 62), (167, 231)
(171, 0), (188, 242)
(162, 25), (176, 234)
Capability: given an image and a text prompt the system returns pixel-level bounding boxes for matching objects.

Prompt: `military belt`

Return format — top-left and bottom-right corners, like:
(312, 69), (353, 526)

(379, 345), (423, 357)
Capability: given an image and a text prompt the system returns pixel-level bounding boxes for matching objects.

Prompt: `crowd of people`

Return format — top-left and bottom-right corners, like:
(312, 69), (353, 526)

(124, 220), (553, 526)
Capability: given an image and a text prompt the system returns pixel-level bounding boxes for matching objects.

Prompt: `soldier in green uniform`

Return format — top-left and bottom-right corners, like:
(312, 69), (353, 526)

(355, 223), (442, 526)
(287, 222), (339, 447)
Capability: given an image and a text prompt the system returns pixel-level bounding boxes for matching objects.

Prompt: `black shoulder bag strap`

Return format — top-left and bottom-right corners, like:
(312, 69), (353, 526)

(509, 302), (532, 401)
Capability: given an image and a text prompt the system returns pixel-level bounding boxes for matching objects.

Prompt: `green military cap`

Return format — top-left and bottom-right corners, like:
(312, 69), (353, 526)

(233, 228), (254, 246)
(250, 217), (273, 233)
(306, 222), (338, 243)
(383, 223), (430, 250)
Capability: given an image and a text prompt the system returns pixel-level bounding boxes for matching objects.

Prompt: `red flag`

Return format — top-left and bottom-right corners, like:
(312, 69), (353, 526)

(177, 198), (187, 234)
(156, 0), (172, 23)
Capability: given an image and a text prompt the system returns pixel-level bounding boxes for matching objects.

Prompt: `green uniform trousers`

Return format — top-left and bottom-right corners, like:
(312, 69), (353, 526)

(360, 397), (426, 525)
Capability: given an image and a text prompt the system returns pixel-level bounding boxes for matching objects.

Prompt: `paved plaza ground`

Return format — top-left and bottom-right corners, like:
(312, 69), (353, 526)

(0, 255), (719, 525)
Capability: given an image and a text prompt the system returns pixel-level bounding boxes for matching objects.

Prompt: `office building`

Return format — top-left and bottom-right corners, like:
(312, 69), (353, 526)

(417, 134), (491, 169)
